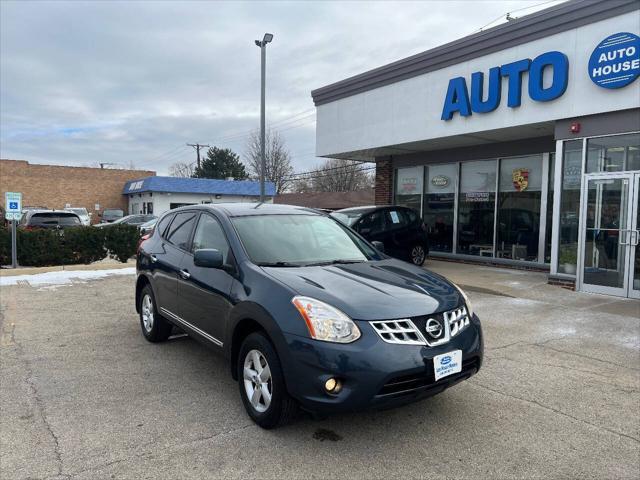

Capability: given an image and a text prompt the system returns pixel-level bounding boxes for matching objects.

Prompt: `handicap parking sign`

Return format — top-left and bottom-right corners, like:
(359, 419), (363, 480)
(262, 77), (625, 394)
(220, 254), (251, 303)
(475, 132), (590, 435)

(5, 192), (22, 220)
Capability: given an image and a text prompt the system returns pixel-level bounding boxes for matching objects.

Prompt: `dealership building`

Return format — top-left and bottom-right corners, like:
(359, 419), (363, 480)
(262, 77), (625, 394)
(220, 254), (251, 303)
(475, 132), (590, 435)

(312, 0), (640, 298)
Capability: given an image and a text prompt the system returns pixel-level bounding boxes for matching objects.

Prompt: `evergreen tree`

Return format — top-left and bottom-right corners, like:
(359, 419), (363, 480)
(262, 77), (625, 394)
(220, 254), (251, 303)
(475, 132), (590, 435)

(192, 147), (248, 179)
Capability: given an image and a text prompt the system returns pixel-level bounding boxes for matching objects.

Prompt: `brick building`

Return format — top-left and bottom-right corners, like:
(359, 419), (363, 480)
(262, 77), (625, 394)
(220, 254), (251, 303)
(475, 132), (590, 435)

(0, 159), (155, 222)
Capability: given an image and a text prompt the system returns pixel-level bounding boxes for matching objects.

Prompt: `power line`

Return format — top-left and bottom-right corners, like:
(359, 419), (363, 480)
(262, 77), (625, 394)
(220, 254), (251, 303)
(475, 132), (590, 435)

(285, 166), (376, 183)
(187, 143), (210, 170)
(474, 0), (560, 33)
(287, 159), (372, 178)
(206, 109), (316, 146)
(285, 163), (375, 181)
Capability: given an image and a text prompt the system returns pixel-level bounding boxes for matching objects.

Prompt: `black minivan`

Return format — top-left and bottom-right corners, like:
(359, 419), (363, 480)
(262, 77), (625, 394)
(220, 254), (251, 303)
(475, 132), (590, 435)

(331, 206), (429, 266)
(135, 204), (482, 428)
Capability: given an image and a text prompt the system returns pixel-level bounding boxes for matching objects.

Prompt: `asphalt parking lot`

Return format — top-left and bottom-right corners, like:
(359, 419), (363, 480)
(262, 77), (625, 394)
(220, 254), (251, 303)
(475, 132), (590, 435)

(1, 267), (639, 479)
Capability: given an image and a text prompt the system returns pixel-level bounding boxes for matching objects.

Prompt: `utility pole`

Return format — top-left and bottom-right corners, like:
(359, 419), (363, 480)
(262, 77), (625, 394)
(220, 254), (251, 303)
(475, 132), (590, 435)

(187, 143), (210, 170)
(255, 33), (273, 202)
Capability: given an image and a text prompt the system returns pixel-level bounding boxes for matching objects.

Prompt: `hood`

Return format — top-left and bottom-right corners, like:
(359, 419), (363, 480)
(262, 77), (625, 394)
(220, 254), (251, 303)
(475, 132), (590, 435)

(262, 259), (462, 321)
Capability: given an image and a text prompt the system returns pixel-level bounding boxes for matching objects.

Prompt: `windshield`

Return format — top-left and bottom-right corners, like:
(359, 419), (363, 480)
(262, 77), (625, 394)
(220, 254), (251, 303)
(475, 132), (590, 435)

(331, 210), (370, 227)
(232, 214), (375, 266)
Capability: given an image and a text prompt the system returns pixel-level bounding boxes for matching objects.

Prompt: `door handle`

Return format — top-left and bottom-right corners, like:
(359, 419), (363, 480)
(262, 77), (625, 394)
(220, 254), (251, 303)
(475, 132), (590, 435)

(150, 254), (158, 263)
(631, 230), (639, 247)
(619, 230), (631, 246)
(179, 269), (191, 279)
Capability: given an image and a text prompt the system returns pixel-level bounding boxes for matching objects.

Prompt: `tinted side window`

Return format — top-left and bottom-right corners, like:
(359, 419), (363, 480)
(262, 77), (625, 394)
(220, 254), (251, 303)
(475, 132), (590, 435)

(166, 212), (197, 250)
(191, 214), (230, 263)
(405, 208), (418, 224)
(358, 210), (386, 235)
(156, 214), (173, 238)
(386, 209), (407, 228)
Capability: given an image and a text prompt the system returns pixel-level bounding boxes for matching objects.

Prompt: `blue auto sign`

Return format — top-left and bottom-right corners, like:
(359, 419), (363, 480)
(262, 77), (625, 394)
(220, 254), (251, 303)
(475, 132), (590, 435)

(588, 32), (640, 89)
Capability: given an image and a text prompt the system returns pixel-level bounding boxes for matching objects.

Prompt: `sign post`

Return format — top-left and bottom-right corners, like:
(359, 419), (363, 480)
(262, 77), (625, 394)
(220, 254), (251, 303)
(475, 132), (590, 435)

(5, 192), (22, 269)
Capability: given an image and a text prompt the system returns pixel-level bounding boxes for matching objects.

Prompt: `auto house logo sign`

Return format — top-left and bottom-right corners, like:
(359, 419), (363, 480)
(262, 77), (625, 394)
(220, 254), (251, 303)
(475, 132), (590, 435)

(588, 32), (640, 89)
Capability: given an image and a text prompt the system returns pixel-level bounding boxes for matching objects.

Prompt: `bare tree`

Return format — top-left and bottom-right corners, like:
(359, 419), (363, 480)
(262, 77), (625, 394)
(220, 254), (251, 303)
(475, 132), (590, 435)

(293, 158), (374, 192)
(245, 129), (294, 194)
(169, 161), (195, 178)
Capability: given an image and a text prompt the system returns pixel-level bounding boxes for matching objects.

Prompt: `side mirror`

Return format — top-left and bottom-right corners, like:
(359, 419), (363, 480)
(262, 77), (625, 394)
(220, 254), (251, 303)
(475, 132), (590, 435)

(194, 249), (224, 268)
(371, 240), (385, 253)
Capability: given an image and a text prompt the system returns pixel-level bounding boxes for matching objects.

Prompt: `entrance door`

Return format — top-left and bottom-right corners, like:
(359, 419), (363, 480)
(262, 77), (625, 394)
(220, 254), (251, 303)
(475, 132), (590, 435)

(629, 174), (640, 299)
(579, 173), (640, 298)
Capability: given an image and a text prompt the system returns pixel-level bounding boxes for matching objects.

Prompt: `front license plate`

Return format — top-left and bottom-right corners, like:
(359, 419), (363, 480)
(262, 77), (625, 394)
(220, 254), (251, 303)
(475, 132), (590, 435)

(433, 350), (462, 382)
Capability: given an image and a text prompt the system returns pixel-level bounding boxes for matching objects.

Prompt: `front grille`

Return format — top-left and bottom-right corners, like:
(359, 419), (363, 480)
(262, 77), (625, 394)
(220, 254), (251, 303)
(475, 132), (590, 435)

(370, 305), (471, 347)
(377, 357), (480, 397)
(446, 306), (470, 338)
(370, 319), (426, 345)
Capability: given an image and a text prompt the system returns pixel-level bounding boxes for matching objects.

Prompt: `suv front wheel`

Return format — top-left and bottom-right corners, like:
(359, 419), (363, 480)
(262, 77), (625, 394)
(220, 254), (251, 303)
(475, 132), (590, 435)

(237, 332), (298, 429)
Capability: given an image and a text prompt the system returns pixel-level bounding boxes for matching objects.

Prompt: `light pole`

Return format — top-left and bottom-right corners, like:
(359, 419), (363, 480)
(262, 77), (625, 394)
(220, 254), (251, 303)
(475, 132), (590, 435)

(255, 33), (273, 203)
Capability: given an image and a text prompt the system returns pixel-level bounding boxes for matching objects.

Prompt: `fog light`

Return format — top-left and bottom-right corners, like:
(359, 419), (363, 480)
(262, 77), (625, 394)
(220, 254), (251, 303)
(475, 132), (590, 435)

(324, 378), (342, 394)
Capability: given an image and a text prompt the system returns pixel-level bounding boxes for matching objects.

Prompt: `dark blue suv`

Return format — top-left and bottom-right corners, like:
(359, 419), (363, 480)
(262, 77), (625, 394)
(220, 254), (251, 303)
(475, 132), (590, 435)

(135, 203), (483, 429)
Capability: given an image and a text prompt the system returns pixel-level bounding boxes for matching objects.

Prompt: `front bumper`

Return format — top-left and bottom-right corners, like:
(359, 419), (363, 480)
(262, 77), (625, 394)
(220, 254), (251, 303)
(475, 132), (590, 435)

(280, 314), (483, 414)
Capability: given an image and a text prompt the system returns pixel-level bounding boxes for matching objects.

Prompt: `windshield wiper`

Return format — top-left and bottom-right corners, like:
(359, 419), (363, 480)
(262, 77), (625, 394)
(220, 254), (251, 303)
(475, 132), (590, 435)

(256, 261), (300, 268)
(304, 259), (366, 267)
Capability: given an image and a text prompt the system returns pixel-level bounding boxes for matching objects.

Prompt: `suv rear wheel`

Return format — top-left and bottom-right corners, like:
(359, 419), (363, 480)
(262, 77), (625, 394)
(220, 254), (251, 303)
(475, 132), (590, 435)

(139, 285), (173, 342)
(410, 244), (427, 266)
(237, 332), (298, 429)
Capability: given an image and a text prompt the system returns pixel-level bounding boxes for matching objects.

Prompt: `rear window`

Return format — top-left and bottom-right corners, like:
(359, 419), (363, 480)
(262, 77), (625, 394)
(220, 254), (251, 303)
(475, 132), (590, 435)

(29, 213), (81, 226)
(103, 209), (124, 217)
(331, 209), (372, 227)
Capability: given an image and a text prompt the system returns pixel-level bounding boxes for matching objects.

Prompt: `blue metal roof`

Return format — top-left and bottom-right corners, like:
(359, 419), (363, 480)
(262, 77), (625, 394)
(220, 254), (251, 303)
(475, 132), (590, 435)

(122, 176), (275, 197)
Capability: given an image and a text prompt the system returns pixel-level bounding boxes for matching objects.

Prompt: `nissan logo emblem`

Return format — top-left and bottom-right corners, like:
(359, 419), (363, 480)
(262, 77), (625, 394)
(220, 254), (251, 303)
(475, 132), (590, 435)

(425, 318), (443, 338)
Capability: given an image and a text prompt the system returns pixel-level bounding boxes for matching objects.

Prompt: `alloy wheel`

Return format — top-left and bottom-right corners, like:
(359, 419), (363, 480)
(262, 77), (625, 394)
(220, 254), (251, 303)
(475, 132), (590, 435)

(141, 294), (154, 332)
(243, 349), (272, 413)
(411, 245), (426, 265)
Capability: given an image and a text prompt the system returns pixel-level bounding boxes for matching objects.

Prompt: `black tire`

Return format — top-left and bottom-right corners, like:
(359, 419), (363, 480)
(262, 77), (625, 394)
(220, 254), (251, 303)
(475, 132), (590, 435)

(237, 332), (298, 429)
(139, 284), (172, 343)
(410, 243), (427, 266)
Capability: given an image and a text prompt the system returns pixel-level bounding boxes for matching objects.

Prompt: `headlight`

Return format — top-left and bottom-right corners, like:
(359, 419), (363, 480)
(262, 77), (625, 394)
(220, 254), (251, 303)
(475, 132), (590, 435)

(453, 283), (474, 318)
(292, 296), (361, 343)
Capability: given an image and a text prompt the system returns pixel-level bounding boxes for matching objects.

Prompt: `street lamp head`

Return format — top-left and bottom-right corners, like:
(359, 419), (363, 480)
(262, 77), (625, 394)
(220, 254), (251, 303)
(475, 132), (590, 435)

(254, 40), (262, 47)
(263, 33), (274, 44)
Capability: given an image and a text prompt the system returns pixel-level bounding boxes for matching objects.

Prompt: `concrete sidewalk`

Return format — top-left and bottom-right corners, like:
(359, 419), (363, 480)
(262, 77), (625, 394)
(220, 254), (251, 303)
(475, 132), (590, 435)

(426, 259), (640, 318)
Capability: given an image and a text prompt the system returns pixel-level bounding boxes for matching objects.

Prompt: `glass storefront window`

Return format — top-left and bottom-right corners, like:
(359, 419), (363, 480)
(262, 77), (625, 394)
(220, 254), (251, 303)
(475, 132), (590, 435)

(586, 133), (640, 173)
(457, 160), (497, 256)
(496, 155), (543, 261)
(558, 140), (583, 275)
(545, 153), (555, 263)
(424, 164), (457, 253)
(394, 166), (423, 214)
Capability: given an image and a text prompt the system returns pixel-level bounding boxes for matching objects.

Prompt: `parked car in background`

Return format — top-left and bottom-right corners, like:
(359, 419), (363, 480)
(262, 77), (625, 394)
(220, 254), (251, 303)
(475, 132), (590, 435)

(64, 207), (91, 226)
(100, 208), (124, 223)
(94, 214), (156, 228)
(19, 210), (82, 230)
(135, 204), (482, 429)
(139, 218), (158, 235)
(331, 206), (429, 266)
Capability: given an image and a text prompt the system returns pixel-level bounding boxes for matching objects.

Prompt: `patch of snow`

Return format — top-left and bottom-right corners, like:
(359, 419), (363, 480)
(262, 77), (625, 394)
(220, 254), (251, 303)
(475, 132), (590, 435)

(0, 268), (136, 287)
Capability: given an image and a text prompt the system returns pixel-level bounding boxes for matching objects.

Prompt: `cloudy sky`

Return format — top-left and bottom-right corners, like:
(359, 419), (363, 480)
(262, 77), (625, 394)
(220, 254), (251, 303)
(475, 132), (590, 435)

(1, 0), (565, 175)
